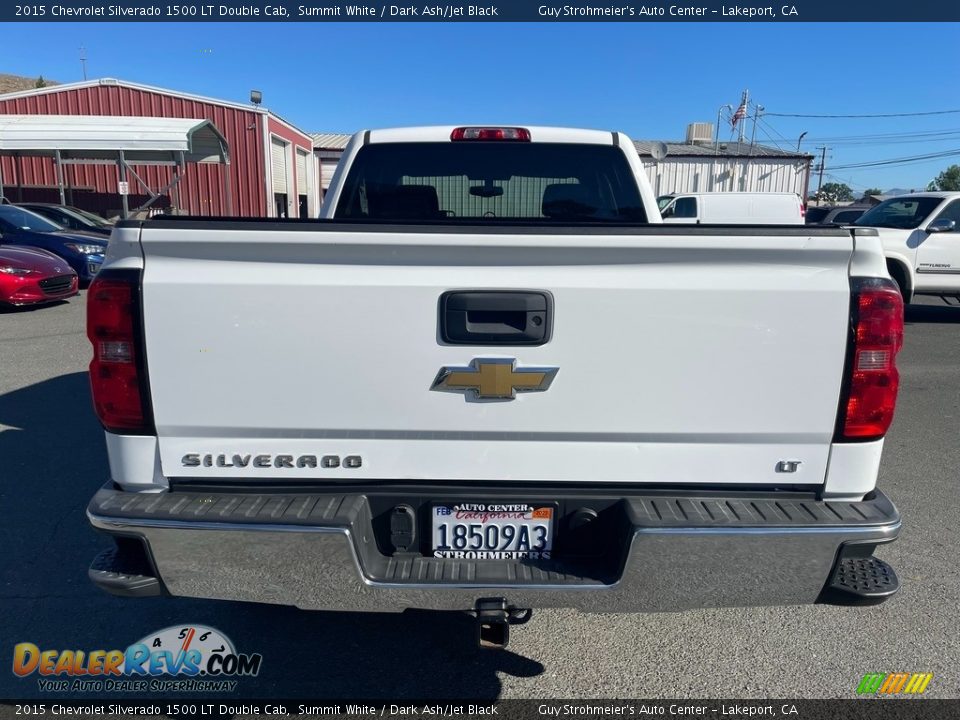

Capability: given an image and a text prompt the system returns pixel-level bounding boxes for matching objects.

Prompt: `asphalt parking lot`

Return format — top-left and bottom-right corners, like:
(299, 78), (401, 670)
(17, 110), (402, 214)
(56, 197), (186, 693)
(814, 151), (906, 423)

(1, 292), (958, 700)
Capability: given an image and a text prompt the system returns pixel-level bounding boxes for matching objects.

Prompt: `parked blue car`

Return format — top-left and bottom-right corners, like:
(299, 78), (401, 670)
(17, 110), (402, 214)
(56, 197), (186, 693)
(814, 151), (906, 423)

(0, 204), (106, 283)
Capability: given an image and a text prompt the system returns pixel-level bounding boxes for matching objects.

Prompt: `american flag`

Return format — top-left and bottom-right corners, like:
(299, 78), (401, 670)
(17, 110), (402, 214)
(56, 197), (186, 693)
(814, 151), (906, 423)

(731, 102), (748, 129)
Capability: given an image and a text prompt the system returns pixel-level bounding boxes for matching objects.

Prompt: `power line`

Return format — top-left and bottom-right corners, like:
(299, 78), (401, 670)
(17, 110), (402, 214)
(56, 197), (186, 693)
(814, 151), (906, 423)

(742, 103), (803, 153)
(830, 147), (960, 171)
(754, 115), (791, 151)
(800, 128), (960, 142)
(767, 108), (960, 119)
(802, 135), (960, 148)
(821, 172), (870, 192)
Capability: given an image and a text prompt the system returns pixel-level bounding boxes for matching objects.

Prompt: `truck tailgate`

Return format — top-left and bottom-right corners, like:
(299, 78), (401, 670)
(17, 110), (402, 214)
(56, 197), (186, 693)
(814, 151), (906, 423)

(139, 225), (853, 486)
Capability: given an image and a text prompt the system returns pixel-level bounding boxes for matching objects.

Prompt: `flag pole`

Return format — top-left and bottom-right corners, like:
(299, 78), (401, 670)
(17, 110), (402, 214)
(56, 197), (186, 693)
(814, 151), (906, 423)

(737, 89), (748, 146)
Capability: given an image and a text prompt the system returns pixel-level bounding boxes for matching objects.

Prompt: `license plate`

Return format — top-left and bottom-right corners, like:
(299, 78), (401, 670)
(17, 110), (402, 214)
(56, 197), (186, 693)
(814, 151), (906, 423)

(432, 503), (554, 560)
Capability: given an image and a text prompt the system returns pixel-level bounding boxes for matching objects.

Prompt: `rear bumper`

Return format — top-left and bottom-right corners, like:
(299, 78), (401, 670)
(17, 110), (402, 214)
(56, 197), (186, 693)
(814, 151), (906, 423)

(86, 484), (900, 613)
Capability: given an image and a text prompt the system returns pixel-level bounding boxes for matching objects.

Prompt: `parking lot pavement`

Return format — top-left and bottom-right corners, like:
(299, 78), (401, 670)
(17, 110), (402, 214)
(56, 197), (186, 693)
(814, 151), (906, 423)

(1, 292), (958, 700)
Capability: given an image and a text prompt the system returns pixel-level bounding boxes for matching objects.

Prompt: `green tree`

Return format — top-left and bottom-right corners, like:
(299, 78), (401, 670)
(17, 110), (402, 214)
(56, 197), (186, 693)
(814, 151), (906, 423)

(928, 165), (960, 192)
(34, 75), (47, 88)
(813, 182), (853, 203)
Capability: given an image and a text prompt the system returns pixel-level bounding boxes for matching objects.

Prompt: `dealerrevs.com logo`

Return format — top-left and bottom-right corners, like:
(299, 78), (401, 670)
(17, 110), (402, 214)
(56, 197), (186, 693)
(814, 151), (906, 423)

(13, 625), (262, 693)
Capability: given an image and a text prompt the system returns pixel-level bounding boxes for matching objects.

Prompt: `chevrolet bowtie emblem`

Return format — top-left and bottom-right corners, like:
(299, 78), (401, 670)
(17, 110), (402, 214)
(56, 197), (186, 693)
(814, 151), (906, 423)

(431, 358), (558, 400)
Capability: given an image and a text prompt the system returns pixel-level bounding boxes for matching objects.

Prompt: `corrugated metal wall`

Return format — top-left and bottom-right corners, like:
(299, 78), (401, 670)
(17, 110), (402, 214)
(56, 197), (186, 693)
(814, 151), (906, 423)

(402, 175), (576, 217)
(642, 158), (809, 197)
(0, 84), (270, 217)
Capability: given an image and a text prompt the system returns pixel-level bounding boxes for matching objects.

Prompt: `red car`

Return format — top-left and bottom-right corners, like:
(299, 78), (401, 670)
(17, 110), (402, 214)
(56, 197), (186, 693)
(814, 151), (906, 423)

(0, 245), (79, 306)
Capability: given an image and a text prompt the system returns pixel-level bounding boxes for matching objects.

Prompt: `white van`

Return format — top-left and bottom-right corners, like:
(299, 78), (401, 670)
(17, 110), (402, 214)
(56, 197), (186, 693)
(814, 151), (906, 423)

(658, 192), (805, 225)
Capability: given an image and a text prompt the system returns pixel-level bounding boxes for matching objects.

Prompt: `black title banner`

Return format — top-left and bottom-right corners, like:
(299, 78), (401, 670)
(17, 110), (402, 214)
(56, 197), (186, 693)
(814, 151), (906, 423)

(3, 0), (959, 21)
(2, 700), (959, 719)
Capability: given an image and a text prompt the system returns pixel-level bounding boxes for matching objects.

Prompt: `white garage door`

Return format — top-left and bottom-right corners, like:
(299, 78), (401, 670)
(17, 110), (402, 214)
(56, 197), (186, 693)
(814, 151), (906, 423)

(296, 150), (309, 196)
(321, 161), (338, 191)
(271, 138), (289, 194)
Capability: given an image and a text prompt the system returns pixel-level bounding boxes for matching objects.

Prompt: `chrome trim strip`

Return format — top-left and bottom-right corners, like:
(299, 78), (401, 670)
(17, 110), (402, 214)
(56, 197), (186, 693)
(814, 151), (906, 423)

(154, 427), (831, 442)
(88, 512), (345, 534)
(633, 523), (900, 536)
(89, 511), (900, 537)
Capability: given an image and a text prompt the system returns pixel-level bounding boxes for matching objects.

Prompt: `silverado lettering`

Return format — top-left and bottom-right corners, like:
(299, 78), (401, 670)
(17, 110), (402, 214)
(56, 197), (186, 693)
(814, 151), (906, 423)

(180, 453), (362, 469)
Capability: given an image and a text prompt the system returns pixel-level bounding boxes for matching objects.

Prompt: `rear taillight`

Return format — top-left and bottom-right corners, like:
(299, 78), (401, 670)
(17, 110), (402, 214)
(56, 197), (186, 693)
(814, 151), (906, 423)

(87, 270), (153, 434)
(836, 278), (904, 441)
(450, 127), (531, 141)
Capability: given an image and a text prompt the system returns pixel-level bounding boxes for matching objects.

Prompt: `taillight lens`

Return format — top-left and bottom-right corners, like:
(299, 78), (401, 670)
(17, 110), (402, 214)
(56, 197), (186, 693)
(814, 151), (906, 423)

(837, 278), (904, 441)
(87, 271), (153, 434)
(450, 127), (531, 141)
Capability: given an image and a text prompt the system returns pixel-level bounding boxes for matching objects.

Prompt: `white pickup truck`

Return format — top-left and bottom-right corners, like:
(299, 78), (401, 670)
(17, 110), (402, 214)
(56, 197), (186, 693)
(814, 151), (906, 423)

(85, 126), (904, 647)
(853, 191), (960, 302)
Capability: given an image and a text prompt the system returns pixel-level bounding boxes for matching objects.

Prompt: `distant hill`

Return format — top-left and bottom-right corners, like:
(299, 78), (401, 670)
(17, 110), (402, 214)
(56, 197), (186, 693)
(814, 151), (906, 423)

(0, 73), (59, 95)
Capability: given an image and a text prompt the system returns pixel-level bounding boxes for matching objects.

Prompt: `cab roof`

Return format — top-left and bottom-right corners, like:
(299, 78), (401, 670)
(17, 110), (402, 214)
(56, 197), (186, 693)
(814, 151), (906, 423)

(365, 126), (618, 145)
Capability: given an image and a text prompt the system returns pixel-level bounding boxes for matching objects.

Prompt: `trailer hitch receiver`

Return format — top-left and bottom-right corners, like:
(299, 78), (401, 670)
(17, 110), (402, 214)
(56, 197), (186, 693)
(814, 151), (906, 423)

(473, 597), (532, 649)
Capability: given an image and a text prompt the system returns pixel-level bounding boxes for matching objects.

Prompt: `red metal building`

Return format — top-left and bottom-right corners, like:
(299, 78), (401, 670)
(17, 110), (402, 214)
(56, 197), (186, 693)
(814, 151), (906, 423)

(0, 78), (318, 218)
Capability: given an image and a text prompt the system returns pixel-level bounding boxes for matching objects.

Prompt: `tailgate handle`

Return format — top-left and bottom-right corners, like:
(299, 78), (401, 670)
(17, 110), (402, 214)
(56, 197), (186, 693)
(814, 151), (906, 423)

(440, 291), (551, 346)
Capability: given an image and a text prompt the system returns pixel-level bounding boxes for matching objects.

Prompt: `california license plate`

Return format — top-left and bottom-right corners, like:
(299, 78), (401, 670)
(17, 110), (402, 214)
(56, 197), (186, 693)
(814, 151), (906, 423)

(432, 503), (554, 560)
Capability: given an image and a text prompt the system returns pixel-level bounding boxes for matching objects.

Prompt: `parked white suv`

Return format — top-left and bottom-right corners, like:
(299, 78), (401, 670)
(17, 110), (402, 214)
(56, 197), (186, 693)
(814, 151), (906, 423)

(855, 192), (960, 301)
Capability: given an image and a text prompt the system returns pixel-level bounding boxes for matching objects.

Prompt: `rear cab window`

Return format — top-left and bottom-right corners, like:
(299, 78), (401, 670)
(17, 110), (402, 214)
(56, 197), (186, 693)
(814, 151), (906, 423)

(334, 142), (647, 223)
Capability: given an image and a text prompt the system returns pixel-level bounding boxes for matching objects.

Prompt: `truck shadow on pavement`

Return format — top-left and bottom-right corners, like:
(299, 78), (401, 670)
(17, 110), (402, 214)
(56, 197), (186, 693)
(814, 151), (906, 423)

(0, 372), (544, 701)
(905, 302), (960, 324)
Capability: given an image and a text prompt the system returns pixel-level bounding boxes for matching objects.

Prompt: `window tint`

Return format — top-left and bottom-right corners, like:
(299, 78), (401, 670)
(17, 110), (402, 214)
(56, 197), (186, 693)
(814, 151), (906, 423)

(0, 205), (62, 232)
(673, 197), (698, 218)
(933, 200), (960, 226)
(334, 143), (647, 223)
(833, 210), (865, 224)
(855, 197), (943, 229)
(804, 207), (829, 224)
(70, 207), (111, 226)
(34, 207), (80, 228)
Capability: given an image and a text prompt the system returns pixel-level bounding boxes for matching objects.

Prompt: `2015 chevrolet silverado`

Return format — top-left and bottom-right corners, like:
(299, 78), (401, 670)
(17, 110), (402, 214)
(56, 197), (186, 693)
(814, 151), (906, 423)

(85, 126), (904, 647)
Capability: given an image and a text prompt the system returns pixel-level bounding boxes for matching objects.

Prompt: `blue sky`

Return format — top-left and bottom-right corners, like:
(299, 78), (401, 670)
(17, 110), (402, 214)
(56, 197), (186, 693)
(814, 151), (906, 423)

(4, 22), (960, 191)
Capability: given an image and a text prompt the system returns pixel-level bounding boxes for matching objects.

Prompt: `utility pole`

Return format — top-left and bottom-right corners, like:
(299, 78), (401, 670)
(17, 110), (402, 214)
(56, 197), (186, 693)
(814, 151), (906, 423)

(715, 103), (732, 154)
(815, 146), (828, 205)
(749, 104), (764, 153)
(79, 46), (87, 80)
(737, 89), (749, 144)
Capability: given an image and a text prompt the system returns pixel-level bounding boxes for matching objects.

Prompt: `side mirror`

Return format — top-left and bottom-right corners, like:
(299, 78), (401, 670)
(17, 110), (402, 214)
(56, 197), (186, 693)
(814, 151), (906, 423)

(927, 218), (956, 233)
